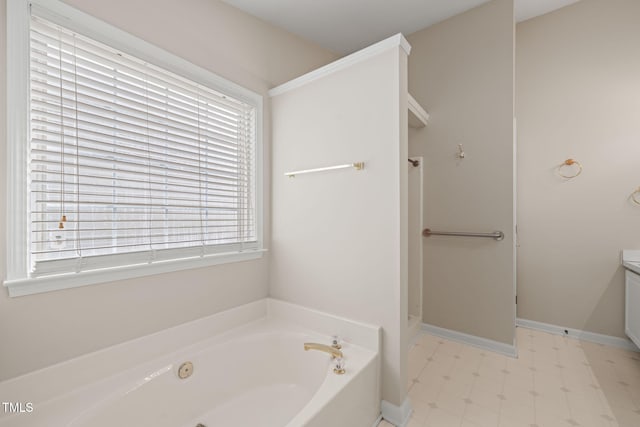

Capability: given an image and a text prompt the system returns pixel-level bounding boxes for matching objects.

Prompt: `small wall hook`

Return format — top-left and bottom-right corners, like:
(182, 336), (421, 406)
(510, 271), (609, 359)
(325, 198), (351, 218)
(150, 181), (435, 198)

(456, 144), (465, 159)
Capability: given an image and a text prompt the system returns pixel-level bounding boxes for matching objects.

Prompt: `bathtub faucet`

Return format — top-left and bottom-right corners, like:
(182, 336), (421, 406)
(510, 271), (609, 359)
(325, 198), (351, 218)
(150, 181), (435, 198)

(303, 342), (343, 359)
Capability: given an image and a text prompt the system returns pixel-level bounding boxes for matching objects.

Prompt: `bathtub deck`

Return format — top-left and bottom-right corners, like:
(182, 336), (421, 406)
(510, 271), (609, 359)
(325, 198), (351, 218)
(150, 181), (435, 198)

(0, 299), (381, 427)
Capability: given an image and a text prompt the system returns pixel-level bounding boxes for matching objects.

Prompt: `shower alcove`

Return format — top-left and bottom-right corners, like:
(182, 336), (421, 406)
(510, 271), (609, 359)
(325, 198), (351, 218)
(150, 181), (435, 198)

(407, 96), (428, 342)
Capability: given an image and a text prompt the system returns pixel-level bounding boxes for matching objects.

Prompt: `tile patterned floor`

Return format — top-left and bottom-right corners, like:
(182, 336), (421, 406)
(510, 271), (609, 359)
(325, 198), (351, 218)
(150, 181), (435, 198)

(381, 327), (640, 427)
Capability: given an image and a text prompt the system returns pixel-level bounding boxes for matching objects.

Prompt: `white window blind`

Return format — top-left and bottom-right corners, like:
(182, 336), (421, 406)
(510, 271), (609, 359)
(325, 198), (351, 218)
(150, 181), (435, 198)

(29, 15), (258, 277)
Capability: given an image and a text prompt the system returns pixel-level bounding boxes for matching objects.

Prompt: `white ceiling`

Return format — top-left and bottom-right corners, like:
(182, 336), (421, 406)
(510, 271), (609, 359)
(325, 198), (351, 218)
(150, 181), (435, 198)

(221, 0), (581, 54)
(516, 0), (580, 22)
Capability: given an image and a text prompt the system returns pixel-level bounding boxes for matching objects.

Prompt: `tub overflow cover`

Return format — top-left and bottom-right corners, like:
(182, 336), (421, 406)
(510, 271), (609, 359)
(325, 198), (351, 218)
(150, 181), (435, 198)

(178, 361), (194, 379)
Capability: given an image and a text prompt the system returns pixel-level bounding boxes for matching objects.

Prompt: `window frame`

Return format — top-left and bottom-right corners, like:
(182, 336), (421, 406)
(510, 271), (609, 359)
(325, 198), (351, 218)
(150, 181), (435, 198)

(5, 0), (264, 297)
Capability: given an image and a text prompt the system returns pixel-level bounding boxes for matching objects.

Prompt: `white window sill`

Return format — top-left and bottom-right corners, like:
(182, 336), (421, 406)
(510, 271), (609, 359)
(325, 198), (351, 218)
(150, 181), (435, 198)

(3, 249), (267, 297)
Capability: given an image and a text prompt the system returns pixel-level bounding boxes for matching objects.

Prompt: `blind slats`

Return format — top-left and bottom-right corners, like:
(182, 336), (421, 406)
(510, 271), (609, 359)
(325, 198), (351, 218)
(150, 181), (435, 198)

(31, 149), (252, 188)
(31, 174), (246, 195)
(31, 100), (247, 153)
(30, 79), (246, 144)
(31, 142), (251, 179)
(30, 23), (248, 113)
(29, 15), (257, 274)
(30, 169), (248, 193)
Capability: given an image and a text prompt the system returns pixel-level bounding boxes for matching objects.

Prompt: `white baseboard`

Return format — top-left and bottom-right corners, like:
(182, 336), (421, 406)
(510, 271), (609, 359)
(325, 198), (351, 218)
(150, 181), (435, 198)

(516, 318), (639, 352)
(370, 414), (383, 427)
(381, 397), (412, 427)
(421, 322), (517, 358)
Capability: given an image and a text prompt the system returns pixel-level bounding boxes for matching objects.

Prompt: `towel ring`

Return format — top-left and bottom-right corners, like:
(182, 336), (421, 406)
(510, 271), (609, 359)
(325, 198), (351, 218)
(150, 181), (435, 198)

(632, 187), (640, 206)
(558, 159), (582, 179)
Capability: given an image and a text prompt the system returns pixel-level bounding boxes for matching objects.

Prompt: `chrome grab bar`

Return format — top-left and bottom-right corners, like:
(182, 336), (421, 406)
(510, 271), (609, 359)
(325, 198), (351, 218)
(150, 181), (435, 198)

(422, 228), (504, 241)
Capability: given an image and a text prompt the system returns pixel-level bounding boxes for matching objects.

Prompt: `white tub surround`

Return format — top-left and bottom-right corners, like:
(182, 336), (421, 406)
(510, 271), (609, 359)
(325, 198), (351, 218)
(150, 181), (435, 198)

(270, 32), (411, 414)
(0, 299), (381, 427)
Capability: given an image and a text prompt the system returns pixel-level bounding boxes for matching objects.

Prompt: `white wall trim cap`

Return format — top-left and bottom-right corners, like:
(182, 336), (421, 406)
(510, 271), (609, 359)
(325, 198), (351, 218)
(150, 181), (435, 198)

(516, 318), (640, 352)
(381, 397), (412, 427)
(407, 93), (429, 128)
(268, 33), (411, 97)
(421, 323), (518, 358)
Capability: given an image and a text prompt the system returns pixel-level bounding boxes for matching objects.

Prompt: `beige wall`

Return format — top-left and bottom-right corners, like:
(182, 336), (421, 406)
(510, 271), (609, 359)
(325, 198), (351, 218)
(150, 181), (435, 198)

(516, 0), (640, 337)
(270, 45), (409, 406)
(407, 0), (516, 345)
(0, 0), (336, 380)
